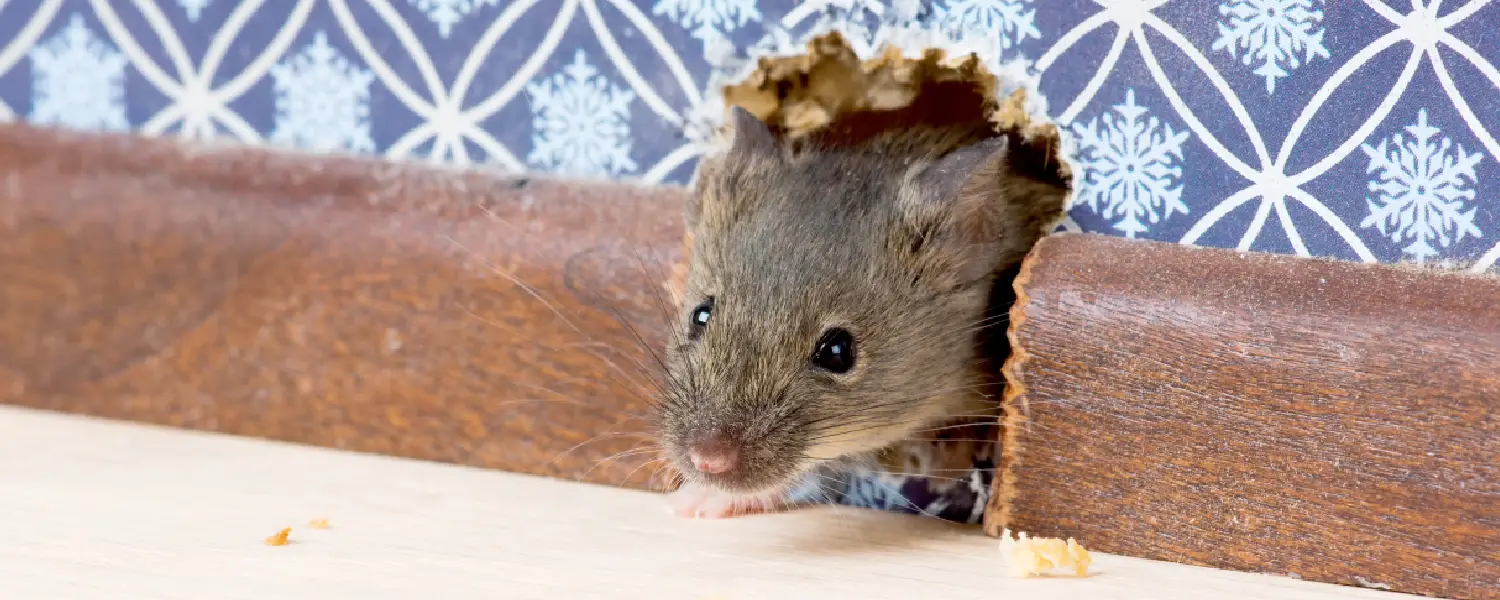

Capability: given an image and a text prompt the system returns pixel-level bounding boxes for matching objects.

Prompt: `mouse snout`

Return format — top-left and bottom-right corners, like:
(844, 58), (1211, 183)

(687, 436), (740, 475)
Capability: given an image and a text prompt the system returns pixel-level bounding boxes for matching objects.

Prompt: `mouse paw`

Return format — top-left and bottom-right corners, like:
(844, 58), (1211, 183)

(668, 482), (783, 519)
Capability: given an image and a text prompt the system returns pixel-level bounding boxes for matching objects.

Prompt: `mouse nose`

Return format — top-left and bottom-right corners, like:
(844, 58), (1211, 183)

(687, 436), (739, 475)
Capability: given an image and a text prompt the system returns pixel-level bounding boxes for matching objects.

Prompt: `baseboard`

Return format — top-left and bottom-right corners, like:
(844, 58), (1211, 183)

(0, 123), (683, 490)
(986, 233), (1499, 599)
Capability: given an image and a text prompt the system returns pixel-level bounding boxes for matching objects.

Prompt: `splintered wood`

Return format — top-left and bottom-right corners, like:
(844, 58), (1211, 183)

(715, 31), (1065, 174)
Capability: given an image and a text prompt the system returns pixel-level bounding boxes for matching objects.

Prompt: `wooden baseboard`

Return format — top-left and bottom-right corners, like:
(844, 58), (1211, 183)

(0, 124), (683, 489)
(985, 233), (1499, 600)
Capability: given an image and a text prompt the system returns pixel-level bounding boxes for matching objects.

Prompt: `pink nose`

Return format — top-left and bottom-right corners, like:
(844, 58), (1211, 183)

(688, 437), (739, 475)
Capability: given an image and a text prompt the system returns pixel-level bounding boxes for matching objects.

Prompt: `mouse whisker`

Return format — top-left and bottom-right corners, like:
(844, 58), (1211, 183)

(919, 311), (1012, 340)
(444, 233), (593, 342)
(885, 437), (998, 445)
(904, 420), (1000, 434)
(459, 302), (667, 412)
(615, 455), (667, 489)
(546, 431), (657, 468)
(889, 465), (1000, 473)
(452, 211), (688, 424)
(865, 471), (989, 484)
(489, 391), (655, 421)
(800, 388), (991, 431)
(625, 244), (682, 332)
(590, 303), (679, 394)
(812, 466), (937, 519)
(577, 445), (661, 481)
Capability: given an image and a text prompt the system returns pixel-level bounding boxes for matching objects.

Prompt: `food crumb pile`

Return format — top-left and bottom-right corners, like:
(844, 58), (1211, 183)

(999, 529), (1092, 578)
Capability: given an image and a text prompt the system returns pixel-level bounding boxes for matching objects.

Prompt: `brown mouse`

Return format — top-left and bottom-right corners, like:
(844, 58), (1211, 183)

(657, 106), (1067, 519)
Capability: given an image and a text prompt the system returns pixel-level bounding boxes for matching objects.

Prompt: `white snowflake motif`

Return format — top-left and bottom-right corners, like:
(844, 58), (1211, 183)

(269, 31), (376, 154)
(177, 0), (212, 21)
(654, 0), (760, 44)
(1360, 110), (1484, 262)
(935, 0), (1041, 53)
(525, 50), (637, 178)
(1211, 0), (1330, 94)
(1069, 89), (1192, 238)
(791, 0), (884, 55)
(408, 0), (500, 38)
(28, 14), (130, 132)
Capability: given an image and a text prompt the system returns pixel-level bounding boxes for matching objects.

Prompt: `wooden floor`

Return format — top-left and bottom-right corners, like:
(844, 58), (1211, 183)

(0, 406), (1416, 599)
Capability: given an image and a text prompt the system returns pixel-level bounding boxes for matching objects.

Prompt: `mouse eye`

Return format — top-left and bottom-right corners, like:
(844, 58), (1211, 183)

(688, 297), (714, 340)
(811, 328), (856, 374)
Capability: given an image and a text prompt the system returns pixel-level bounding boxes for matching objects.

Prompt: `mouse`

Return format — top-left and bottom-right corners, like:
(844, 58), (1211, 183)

(656, 106), (1068, 520)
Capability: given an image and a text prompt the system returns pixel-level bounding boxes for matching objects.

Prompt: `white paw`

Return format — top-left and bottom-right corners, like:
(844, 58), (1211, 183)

(667, 481), (782, 519)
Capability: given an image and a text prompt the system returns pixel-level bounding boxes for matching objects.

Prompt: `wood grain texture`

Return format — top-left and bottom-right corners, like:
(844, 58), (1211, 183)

(0, 124), (685, 489)
(983, 233), (1499, 600)
(0, 405), (1420, 600)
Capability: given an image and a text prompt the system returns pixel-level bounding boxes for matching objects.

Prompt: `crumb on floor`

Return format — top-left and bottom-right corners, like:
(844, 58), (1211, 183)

(307, 518), (331, 529)
(264, 527), (292, 546)
(999, 529), (1091, 578)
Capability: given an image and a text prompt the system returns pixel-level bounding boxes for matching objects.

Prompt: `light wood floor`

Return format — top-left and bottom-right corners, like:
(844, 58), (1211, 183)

(0, 406), (1416, 599)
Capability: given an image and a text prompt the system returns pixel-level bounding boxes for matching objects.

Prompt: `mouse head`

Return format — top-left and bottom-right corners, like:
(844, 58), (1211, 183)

(658, 107), (1061, 496)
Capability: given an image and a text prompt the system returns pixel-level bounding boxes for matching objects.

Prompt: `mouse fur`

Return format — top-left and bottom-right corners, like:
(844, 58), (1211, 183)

(658, 107), (1066, 518)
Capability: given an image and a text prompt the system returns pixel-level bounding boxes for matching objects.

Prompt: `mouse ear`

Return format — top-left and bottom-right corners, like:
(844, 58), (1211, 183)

(898, 136), (1015, 287)
(686, 107), (778, 231)
(727, 105), (777, 158)
(919, 136), (1009, 207)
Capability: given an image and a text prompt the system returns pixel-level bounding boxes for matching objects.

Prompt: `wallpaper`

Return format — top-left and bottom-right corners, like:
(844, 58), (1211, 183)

(1, 0), (1497, 271)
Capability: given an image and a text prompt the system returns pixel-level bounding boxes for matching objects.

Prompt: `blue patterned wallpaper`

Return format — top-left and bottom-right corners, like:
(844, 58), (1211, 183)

(1, 0), (1497, 271)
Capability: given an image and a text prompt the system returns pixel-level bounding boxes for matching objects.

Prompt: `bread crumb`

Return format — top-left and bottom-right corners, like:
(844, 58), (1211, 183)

(264, 527), (292, 546)
(999, 529), (1091, 578)
(307, 518), (331, 529)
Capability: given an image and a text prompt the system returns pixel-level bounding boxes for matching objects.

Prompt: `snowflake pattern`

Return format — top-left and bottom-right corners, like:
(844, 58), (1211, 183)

(408, 0), (500, 38)
(1211, 0), (1330, 94)
(269, 31), (376, 154)
(27, 14), (130, 132)
(177, 0), (212, 22)
(793, 0), (885, 56)
(935, 0), (1041, 53)
(525, 50), (637, 178)
(654, 0), (761, 43)
(1070, 89), (1192, 238)
(708, 0), (1030, 100)
(1360, 110), (1484, 262)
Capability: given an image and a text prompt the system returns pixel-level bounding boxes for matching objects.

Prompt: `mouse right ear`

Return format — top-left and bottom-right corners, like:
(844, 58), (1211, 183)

(898, 136), (1016, 288)
(899, 135), (1069, 288)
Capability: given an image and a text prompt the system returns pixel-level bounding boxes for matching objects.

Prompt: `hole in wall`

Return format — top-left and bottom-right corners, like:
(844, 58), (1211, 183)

(682, 30), (1076, 525)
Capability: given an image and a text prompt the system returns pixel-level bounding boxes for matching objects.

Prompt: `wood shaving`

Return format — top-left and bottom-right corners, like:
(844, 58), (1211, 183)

(998, 529), (1091, 578)
(716, 31), (1064, 176)
(264, 527), (292, 546)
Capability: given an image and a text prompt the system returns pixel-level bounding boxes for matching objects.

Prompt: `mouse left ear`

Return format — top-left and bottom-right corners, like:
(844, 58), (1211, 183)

(898, 136), (1014, 287)
(727, 105), (777, 159)
(687, 106), (779, 231)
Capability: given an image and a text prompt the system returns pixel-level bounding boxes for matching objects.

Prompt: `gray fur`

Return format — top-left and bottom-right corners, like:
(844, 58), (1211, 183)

(661, 109), (1067, 495)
